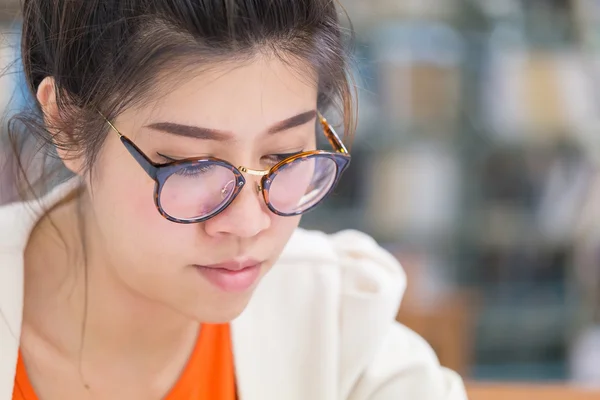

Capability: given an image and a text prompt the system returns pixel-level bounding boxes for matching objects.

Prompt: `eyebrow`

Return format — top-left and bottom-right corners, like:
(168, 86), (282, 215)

(144, 110), (317, 141)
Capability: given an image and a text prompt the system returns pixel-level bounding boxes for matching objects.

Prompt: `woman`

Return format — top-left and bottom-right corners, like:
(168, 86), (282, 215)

(0, 1), (466, 399)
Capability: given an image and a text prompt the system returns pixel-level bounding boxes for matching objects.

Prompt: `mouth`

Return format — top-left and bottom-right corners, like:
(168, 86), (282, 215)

(194, 258), (263, 293)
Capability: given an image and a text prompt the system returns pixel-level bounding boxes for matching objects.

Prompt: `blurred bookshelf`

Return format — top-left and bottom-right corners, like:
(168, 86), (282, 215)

(301, 0), (600, 383)
(0, 0), (17, 21)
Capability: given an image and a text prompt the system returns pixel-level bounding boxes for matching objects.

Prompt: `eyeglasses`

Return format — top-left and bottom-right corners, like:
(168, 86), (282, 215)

(103, 113), (351, 224)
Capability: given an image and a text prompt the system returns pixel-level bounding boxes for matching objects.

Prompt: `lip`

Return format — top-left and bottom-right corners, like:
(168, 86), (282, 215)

(194, 258), (262, 292)
(201, 258), (261, 272)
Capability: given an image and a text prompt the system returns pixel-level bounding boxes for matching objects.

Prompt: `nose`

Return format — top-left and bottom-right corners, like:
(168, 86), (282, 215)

(203, 178), (271, 238)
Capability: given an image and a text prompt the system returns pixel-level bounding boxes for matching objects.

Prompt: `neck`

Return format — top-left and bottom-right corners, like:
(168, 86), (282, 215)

(23, 191), (198, 375)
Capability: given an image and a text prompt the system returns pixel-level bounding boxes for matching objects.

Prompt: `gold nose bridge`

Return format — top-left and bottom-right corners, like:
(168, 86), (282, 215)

(238, 166), (269, 176)
(238, 165), (268, 193)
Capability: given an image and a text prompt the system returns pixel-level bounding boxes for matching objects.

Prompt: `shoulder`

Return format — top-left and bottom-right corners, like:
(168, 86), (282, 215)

(268, 229), (466, 399)
(272, 227), (408, 357)
(278, 228), (407, 303)
(272, 228), (406, 332)
(0, 199), (38, 251)
(251, 228), (406, 337)
(0, 179), (81, 251)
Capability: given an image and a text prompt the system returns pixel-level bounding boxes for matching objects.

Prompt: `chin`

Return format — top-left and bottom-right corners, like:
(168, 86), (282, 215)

(188, 295), (254, 324)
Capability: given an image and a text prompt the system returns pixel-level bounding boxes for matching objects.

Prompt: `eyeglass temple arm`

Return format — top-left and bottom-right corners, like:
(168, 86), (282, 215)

(317, 113), (349, 155)
(100, 112), (159, 179)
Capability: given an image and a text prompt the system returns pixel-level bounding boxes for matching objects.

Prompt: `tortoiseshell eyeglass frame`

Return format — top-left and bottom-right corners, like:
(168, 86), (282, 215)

(102, 112), (351, 224)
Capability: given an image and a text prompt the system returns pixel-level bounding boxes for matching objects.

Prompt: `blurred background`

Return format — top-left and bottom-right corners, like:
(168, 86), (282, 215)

(2, 0), (600, 389)
(310, 0), (600, 387)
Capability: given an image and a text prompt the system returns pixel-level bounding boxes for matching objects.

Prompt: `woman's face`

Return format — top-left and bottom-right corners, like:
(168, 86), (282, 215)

(72, 56), (318, 322)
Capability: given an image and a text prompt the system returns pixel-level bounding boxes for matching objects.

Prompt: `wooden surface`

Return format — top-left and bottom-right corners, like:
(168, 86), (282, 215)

(466, 383), (600, 399)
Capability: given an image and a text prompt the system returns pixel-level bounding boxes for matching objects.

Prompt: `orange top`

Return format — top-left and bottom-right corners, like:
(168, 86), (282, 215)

(13, 323), (236, 400)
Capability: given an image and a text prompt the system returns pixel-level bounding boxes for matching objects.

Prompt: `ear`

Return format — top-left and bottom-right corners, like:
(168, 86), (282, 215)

(37, 76), (84, 175)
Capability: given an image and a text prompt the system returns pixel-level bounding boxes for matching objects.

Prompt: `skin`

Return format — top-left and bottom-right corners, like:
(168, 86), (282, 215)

(20, 54), (318, 399)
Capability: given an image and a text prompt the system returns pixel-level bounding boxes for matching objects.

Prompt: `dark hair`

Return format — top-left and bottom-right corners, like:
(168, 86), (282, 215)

(5, 0), (355, 201)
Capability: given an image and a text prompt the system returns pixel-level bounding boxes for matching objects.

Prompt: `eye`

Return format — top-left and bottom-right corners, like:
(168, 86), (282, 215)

(263, 150), (304, 166)
(157, 153), (216, 178)
(174, 164), (215, 177)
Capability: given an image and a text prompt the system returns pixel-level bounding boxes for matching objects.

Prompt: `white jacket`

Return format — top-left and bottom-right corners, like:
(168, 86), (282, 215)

(0, 181), (467, 400)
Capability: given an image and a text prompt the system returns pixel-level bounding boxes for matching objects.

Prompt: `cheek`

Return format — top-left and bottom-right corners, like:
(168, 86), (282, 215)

(267, 214), (302, 255)
(87, 142), (183, 257)
(87, 160), (196, 299)
(101, 163), (158, 225)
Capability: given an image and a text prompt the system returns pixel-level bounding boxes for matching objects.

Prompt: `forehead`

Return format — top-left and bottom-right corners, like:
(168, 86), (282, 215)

(132, 55), (319, 135)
